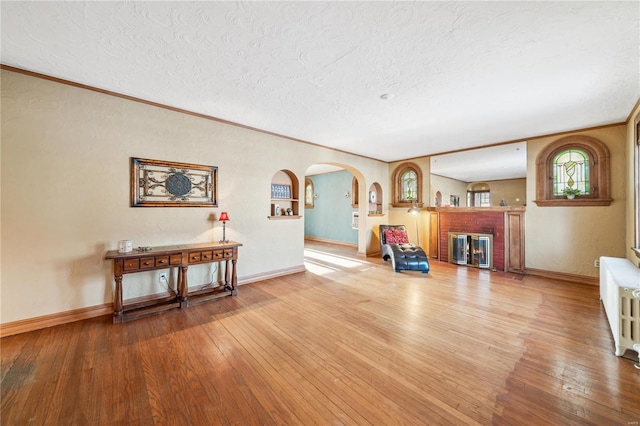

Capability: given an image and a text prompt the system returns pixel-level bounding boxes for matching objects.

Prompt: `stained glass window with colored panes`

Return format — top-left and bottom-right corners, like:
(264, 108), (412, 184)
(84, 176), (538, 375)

(553, 149), (589, 195)
(401, 170), (417, 201)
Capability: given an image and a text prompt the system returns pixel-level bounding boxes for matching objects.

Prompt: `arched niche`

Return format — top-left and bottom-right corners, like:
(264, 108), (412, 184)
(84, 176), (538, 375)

(368, 182), (383, 215)
(268, 169), (300, 219)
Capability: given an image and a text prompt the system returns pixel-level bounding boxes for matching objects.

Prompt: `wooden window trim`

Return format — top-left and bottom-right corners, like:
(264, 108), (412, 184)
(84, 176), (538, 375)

(391, 162), (424, 208)
(304, 178), (314, 209)
(351, 176), (359, 208)
(634, 117), (640, 257)
(534, 135), (612, 207)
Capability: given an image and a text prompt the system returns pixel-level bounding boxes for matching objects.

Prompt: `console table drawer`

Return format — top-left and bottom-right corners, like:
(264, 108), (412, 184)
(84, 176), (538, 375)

(170, 254), (182, 265)
(201, 250), (213, 261)
(139, 257), (155, 269)
(224, 249), (234, 258)
(189, 252), (201, 263)
(123, 259), (140, 271)
(155, 256), (170, 267)
(213, 250), (224, 260)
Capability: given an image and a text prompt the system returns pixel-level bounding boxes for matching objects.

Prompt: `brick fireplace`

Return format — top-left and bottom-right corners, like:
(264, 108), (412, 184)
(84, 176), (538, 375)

(438, 209), (508, 271)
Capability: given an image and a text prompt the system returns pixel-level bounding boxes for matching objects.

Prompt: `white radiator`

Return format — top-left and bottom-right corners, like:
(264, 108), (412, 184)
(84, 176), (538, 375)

(600, 256), (640, 358)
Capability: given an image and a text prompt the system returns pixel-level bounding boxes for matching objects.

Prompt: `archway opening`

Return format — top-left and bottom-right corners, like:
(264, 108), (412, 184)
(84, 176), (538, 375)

(304, 163), (366, 254)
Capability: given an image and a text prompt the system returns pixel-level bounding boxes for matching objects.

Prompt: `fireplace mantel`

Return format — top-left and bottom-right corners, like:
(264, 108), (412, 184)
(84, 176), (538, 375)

(428, 206), (526, 213)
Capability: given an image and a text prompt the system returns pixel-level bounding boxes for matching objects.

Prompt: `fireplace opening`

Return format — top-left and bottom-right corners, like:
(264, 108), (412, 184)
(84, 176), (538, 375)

(448, 232), (493, 269)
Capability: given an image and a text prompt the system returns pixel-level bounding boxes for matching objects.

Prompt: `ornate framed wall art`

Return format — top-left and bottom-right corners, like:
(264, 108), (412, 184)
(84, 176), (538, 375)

(131, 158), (218, 207)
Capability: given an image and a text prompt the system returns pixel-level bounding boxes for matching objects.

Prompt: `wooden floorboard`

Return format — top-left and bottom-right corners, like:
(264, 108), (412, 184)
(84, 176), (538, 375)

(2, 241), (639, 425)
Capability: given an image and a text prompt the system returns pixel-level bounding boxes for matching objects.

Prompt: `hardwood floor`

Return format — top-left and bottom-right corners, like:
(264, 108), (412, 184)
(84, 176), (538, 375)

(2, 241), (639, 425)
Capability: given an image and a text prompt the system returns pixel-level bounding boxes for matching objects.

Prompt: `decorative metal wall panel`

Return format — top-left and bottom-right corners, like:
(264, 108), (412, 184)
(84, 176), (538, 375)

(131, 158), (218, 207)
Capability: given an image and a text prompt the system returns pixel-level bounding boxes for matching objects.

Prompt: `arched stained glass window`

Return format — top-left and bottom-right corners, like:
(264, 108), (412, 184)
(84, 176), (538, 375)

(553, 149), (589, 195)
(391, 162), (423, 207)
(401, 170), (417, 201)
(534, 135), (611, 206)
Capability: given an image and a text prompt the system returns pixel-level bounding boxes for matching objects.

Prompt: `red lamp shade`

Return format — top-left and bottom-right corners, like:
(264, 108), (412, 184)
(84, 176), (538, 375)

(218, 212), (230, 222)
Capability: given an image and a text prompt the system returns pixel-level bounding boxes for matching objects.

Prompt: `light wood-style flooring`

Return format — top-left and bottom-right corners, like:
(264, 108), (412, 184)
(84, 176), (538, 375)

(2, 241), (639, 425)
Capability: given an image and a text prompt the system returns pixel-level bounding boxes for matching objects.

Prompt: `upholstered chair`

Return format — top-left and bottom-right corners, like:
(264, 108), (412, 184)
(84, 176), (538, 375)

(379, 225), (430, 274)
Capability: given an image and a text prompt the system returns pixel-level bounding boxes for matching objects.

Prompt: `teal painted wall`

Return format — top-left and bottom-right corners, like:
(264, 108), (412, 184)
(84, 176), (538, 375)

(305, 171), (358, 244)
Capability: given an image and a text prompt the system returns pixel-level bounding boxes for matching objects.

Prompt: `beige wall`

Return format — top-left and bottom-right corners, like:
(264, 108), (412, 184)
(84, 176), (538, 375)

(525, 125), (628, 278)
(1, 70), (388, 324)
(429, 174), (468, 207)
(487, 179), (526, 207)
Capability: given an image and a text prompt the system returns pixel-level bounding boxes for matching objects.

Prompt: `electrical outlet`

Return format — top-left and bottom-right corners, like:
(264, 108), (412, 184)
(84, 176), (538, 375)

(159, 273), (168, 283)
(594, 259), (600, 268)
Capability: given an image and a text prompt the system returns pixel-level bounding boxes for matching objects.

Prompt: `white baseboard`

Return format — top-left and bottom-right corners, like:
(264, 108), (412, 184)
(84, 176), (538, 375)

(238, 265), (306, 285)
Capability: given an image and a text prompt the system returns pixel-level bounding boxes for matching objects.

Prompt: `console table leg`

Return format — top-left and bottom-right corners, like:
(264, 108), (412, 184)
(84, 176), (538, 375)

(114, 275), (124, 322)
(231, 259), (238, 296)
(177, 266), (183, 295)
(223, 260), (231, 292)
(178, 266), (188, 308)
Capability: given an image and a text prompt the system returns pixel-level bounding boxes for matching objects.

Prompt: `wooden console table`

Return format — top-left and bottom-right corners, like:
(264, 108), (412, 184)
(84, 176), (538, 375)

(105, 241), (242, 323)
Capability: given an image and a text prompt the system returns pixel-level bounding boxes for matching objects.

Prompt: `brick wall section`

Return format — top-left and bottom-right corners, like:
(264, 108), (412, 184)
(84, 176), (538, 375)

(439, 211), (505, 271)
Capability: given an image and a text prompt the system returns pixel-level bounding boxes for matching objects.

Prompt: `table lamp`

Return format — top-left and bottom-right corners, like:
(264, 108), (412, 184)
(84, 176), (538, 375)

(219, 211), (230, 243)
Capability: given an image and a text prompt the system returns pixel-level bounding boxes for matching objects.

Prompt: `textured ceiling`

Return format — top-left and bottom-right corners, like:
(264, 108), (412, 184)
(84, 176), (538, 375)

(2, 1), (639, 173)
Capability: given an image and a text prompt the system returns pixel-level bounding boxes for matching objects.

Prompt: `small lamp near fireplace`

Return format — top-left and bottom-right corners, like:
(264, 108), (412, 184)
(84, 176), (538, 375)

(218, 211), (230, 243)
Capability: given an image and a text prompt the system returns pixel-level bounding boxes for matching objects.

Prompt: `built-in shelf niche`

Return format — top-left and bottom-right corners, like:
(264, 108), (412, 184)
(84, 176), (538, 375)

(269, 169), (301, 220)
(368, 182), (383, 216)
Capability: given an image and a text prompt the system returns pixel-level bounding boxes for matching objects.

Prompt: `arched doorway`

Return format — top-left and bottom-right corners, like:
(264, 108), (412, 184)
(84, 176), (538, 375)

(304, 163), (367, 254)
